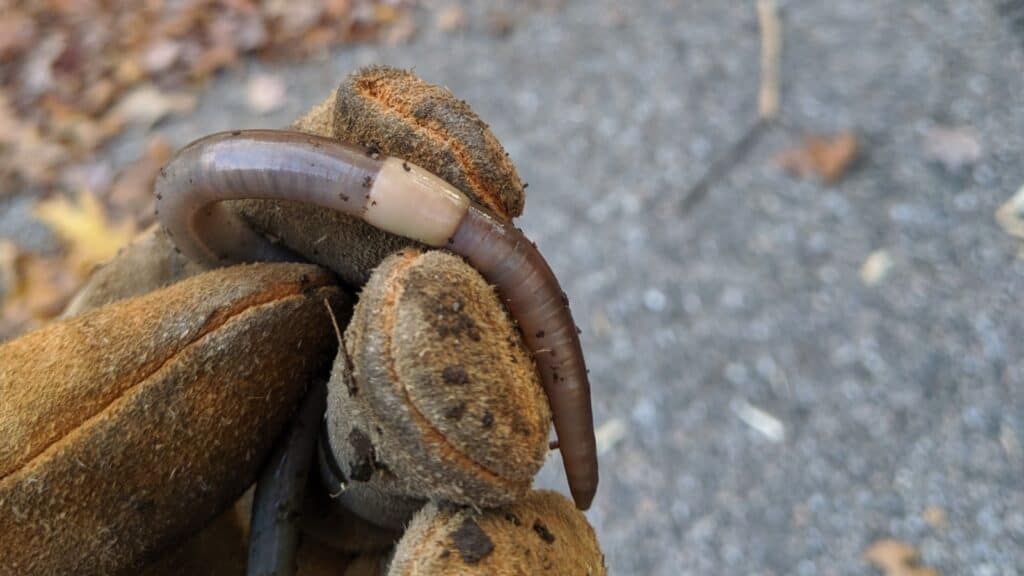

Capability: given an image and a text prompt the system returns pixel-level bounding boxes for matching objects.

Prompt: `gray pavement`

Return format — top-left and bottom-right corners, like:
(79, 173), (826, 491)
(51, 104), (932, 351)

(8, 0), (1024, 574)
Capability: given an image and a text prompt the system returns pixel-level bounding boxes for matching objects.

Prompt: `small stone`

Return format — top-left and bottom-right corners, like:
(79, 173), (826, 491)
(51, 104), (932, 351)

(860, 250), (893, 286)
(922, 125), (982, 171)
(643, 288), (667, 312)
(245, 73), (287, 115)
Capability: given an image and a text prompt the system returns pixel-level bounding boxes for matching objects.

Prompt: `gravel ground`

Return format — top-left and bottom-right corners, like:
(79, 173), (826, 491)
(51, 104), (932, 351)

(6, 1), (1024, 574)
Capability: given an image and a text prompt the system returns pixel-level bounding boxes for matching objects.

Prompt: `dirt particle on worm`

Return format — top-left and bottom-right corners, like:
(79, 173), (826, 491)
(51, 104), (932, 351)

(362, 175), (373, 188)
(451, 517), (494, 565)
(343, 349), (358, 396)
(532, 519), (556, 544)
(442, 365), (470, 386)
(444, 402), (467, 421)
(402, 161), (411, 172)
(347, 428), (377, 481)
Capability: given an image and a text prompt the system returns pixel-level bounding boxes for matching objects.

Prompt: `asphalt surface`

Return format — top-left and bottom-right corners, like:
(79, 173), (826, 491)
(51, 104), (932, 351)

(7, 1), (1024, 574)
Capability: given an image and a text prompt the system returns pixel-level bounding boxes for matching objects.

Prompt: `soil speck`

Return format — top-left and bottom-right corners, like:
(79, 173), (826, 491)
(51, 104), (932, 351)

(533, 519), (556, 544)
(442, 364), (470, 385)
(451, 517), (494, 565)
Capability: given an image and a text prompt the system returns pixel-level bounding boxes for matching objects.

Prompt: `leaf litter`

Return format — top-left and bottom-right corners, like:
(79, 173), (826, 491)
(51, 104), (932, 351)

(0, 0), (419, 338)
(776, 132), (860, 184)
(864, 539), (939, 576)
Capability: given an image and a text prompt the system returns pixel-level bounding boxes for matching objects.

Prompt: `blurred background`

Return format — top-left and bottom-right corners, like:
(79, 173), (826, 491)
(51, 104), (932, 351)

(1, 1), (1022, 574)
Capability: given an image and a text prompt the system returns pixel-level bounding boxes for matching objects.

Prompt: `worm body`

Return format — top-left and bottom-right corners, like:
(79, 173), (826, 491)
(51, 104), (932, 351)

(155, 130), (598, 510)
(248, 380), (326, 576)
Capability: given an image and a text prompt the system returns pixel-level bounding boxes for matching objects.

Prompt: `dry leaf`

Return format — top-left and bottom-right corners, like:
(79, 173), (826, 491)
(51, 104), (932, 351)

(139, 39), (182, 74)
(864, 539), (938, 576)
(107, 137), (173, 223)
(922, 125), (981, 171)
(110, 85), (197, 128)
(386, 14), (418, 45)
(21, 33), (65, 98)
(922, 506), (947, 530)
(0, 11), (37, 60)
(488, 10), (516, 37)
(0, 0), (410, 201)
(0, 242), (81, 339)
(7, 254), (80, 321)
(595, 418), (627, 455)
(860, 249), (893, 286)
(34, 190), (136, 274)
(373, 5), (401, 25)
(0, 240), (17, 301)
(245, 73), (288, 115)
(777, 132), (859, 183)
(996, 185), (1024, 241)
(437, 5), (467, 32)
(0, 94), (67, 185)
(188, 43), (239, 80)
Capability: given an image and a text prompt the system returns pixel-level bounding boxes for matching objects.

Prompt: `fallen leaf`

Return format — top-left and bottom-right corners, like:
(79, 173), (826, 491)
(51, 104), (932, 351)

(20, 32), (65, 98)
(107, 137), (173, 223)
(139, 39), (183, 74)
(188, 43), (238, 80)
(437, 5), (467, 32)
(864, 539), (938, 576)
(0, 243), (81, 339)
(386, 14), (418, 45)
(0, 11), (37, 60)
(591, 310), (613, 337)
(245, 73), (288, 115)
(0, 0), (413, 202)
(777, 132), (859, 183)
(372, 5), (400, 25)
(488, 10), (516, 37)
(34, 190), (136, 275)
(922, 125), (982, 171)
(0, 94), (68, 186)
(860, 249), (893, 286)
(922, 506), (947, 530)
(110, 85), (197, 128)
(996, 185), (1024, 241)
(0, 240), (17, 301)
(595, 418), (627, 455)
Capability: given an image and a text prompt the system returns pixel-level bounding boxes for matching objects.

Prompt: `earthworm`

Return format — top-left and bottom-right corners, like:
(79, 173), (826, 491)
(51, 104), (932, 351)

(247, 380), (326, 576)
(155, 129), (598, 510)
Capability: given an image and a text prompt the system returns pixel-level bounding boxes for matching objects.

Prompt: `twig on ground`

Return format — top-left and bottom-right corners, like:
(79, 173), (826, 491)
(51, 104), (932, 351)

(757, 0), (782, 121)
(678, 0), (783, 214)
(677, 121), (767, 215)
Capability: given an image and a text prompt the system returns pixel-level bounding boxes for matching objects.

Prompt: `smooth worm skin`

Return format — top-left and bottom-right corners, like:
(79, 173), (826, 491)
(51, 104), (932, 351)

(248, 380), (327, 576)
(155, 130), (598, 510)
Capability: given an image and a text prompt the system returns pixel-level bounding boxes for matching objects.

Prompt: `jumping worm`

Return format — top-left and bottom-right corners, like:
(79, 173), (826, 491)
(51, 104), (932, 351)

(155, 129), (598, 510)
(248, 380), (325, 576)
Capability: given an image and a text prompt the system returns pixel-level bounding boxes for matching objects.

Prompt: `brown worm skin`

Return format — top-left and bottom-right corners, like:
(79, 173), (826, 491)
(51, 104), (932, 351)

(448, 207), (597, 508)
(247, 380), (327, 576)
(155, 130), (598, 510)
